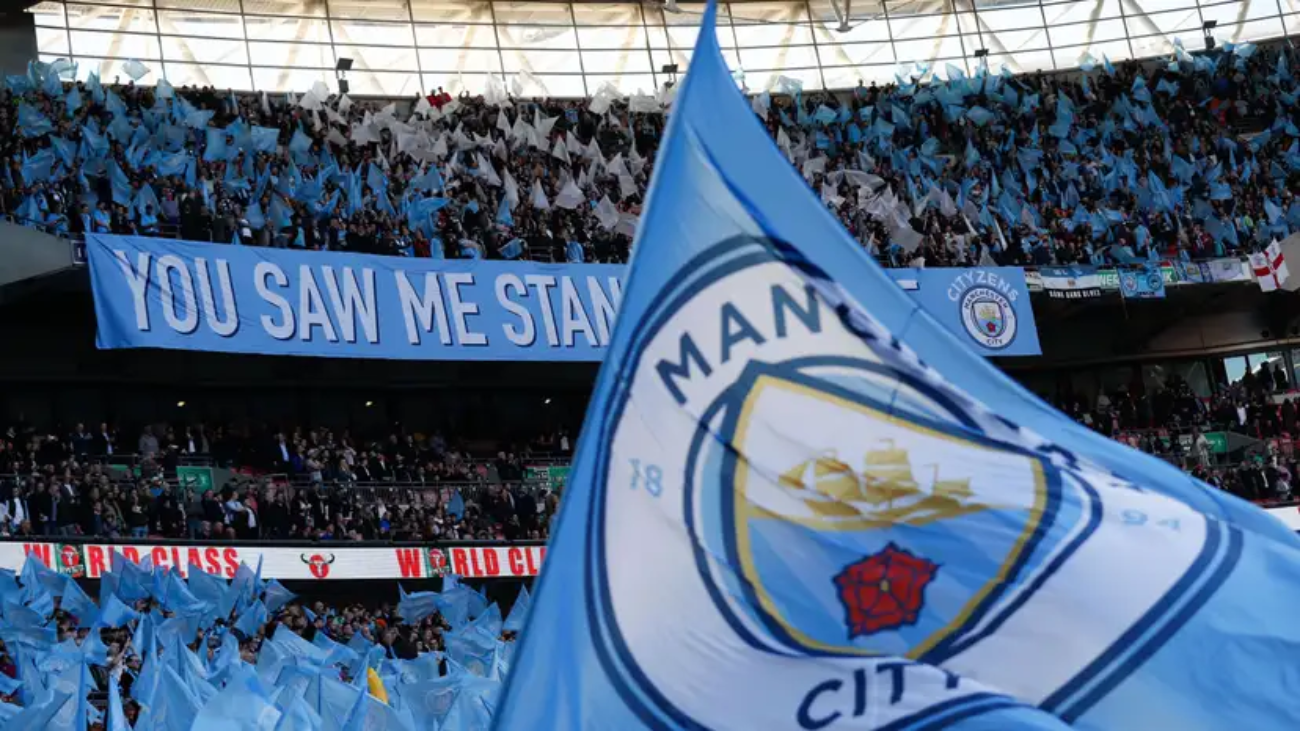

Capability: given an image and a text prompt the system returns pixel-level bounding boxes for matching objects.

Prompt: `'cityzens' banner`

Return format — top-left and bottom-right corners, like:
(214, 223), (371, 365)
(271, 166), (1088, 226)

(87, 234), (1040, 359)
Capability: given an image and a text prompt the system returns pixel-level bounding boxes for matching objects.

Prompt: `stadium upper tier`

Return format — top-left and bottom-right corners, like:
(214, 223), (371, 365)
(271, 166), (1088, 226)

(3, 30), (1299, 269)
(27, 0), (1300, 97)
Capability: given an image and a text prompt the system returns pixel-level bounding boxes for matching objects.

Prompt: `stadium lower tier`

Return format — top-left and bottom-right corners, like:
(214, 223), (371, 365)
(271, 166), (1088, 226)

(0, 554), (528, 727)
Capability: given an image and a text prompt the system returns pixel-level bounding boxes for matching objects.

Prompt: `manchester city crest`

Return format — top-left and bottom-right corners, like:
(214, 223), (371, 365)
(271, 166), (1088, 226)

(959, 285), (1017, 350)
(587, 236), (1209, 729)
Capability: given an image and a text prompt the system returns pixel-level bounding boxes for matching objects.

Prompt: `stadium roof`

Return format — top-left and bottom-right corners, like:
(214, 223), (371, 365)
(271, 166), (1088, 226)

(17, 0), (1300, 96)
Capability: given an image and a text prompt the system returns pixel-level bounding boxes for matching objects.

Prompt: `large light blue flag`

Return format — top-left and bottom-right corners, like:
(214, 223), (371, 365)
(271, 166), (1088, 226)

(191, 669), (283, 730)
(264, 578), (296, 613)
(5, 689), (73, 731)
(275, 690), (322, 731)
(312, 629), (360, 668)
(21, 554), (65, 598)
(467, 603), (502, 641)
(186, 565), (228, 616)
(0, 567), (17, 596)
(80, 627), (109, 666)
(435, 586), (485, 630)
(495, 3), (1300, 729)
(72, 660), (92, 731)
(400, 677), (461, 729)
(496, 195), (513, 226)
(17, 103), (53, 137)
(107, 672), (130, 731)
(397, 585), (440, 624)
(502, 585), (530, 633)
(235, 599), (269, 638)
(140, 665), (203, 731)
(444, 633), (496, 679)
(163, 569), (210, 618)
(252, 125), (279, 153)
(132, 623), (160, 705)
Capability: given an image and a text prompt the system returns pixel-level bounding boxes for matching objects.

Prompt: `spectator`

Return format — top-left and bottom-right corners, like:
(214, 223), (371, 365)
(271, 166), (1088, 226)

(137, 425), (159, 459)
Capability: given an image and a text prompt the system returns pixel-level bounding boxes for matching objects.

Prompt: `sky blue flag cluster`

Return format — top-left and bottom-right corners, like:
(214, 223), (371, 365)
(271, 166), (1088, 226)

(5, 66), (465, 247)
(753, 35), (1300, 268)
(0, 553), (523, 730)
(495, 3), (1300, 728)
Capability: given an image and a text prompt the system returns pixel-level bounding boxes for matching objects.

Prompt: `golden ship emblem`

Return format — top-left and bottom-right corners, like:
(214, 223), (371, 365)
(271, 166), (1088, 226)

(777, 440), (991, 527)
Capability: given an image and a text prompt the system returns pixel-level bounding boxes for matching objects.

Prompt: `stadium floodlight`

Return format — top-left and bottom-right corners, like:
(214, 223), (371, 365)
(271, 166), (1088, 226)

(1202, 20), (1217, 50)
(335, 57), (352, 95)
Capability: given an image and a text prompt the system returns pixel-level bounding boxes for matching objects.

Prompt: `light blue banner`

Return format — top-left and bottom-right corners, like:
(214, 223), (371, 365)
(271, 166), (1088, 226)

(87, 233), (626, 362)
(87, 235), (1040, 360)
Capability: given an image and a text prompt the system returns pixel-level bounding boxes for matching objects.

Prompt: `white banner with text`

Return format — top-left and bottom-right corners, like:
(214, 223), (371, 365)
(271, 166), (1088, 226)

(0, 542), (546, 580)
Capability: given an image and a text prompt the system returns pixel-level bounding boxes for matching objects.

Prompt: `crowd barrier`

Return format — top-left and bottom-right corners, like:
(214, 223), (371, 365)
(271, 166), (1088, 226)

(0, 537), (545, 581)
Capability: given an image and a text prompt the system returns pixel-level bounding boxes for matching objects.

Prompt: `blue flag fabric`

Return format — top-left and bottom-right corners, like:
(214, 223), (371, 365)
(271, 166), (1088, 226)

(59, 575), (98, 627)
(107, 672), (130, 731)
(235, 599), (269, 638)
(20, 148), (55, 185)
(503, 585), (531, 634)
(495, 4), (1300, 729)
(252, 126), (279, 153)
(17, 103), (53, 137)
(499, 237), (524, 260)
(191, 670), (282, 731)
(263, 578), (296, 613)
(397, 585), (441, 624)
(22, 554), (66, 598)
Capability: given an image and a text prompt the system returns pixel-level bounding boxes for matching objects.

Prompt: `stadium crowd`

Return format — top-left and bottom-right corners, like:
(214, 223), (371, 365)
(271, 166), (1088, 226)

(0, 553), (520, 727)
(1059, 364), (1300, 502)
(0, 420), (560, 543)
(3, 367), (1299, 544)
(1, 38), (1299, 268)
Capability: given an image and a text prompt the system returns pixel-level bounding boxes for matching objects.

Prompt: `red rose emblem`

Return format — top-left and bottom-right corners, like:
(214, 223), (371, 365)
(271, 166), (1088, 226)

(834, 543), (938, 638)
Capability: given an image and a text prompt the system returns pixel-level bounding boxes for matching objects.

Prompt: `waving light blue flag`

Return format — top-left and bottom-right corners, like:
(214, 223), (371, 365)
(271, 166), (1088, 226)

(22, 554), (66, 598)
(499, 238), (524, 260)
(495, 3), (1300, 729)
(20, 148), (56, 184)
(397, 585), (441, 624)
(65, 86), (82, 117)
(503, 585), (531, 634)
(191, 670), (282, 730)
(59, 576), (98, 627)
(496, 195), (513, 226)
(107, 672), (129, 731)
(17, 103), (53, 137)
(263, 578), (296, 613)
(234, 598), (268, 638)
